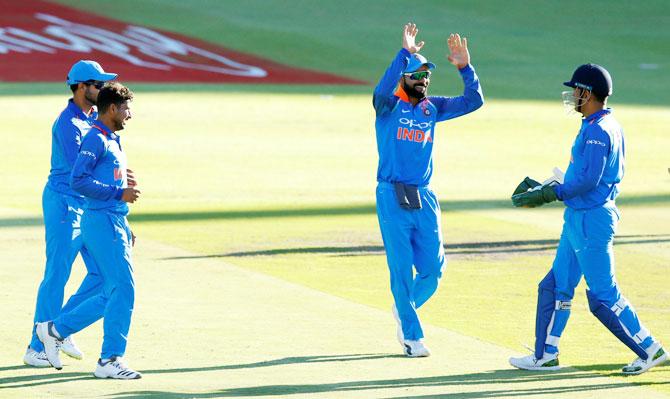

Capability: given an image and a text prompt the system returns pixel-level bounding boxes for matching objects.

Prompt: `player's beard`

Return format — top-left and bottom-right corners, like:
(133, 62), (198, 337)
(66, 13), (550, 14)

(402, 79), (427, 100)
(84, 86), (97, 107)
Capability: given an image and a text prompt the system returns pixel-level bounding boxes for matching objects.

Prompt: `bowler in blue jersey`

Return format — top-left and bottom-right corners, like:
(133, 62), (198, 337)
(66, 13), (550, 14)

(510, 64), (668, 375)
(373, 23), (483, 357)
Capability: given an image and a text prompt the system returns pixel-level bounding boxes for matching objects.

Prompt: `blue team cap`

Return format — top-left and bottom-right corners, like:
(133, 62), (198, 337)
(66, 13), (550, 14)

(404, 53), (436, 73)
(66, 60), (117, 85)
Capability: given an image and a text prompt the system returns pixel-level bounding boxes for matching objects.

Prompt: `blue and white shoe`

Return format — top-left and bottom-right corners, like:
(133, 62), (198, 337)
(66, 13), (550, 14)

(403, 339), (430, 357)
(61, 336), (83, 360)
(622, 342), (668, 375)
(509, 352), (560, 371)
(94, 357), (142, 379)
(23, 347), (50, 368)
(35, 321), (63, 370)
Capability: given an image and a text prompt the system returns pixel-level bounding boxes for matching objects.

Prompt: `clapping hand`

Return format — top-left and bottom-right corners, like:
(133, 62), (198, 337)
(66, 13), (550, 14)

(447, 33), (470, 69)
(402, 23), (425, 54)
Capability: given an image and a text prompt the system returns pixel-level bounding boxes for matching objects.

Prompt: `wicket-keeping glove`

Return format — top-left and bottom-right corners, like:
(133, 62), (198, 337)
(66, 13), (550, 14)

(512, 177), (542, 196)
(512, 185), (557, 208)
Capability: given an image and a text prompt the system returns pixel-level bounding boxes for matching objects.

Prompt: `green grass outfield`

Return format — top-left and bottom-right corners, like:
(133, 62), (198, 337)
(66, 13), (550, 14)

(1, 1), (670, 398)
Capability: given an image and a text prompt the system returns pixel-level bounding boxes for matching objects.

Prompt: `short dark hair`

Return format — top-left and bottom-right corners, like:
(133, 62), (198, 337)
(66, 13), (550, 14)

(592, 91), (607, 103)
(97, 82), (134, 114)
(69, 83), (79, 93)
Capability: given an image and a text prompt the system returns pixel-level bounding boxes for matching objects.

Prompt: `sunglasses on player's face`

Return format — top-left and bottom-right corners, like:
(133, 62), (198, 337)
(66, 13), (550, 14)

(84, 80), (105, 89)
(404, 70), (431, 80)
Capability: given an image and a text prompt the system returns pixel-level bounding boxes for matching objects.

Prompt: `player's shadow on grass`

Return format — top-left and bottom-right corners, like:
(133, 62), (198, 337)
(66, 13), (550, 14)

(101, 365), (670, 398)
(140, 353), (400, 375)
(160, 234), (670, 260)
(0, 354), (395, 389)
(1, 193), (668, 228)
(0, 370), (93, 389)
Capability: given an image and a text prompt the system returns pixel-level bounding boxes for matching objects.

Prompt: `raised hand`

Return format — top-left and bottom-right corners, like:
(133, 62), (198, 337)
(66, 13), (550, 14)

(402, 23), (424, 54)
(447, 33), (470, 69)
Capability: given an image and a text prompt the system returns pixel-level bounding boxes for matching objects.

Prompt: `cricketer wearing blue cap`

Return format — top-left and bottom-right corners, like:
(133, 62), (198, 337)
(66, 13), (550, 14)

(373, 23), (483, 357)
(36, 82), (143, 379)
(24, 60), (118, 368)
(509, 64), (668, 375)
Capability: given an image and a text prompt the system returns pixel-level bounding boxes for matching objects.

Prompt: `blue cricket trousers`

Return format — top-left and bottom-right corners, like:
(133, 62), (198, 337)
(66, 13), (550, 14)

(30, 186), (103, 351)
(547, 204), (653, 351)
(54, 210), (136, 359)
(376, 182), (445, 340)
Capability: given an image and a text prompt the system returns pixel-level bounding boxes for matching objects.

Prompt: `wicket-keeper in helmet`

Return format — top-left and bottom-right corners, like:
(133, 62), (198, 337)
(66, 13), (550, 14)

(562, 63), (612, 113)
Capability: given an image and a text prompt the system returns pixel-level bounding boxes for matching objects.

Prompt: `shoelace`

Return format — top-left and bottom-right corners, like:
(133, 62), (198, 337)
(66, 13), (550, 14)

(46, 323), (64, 348)
(520, 342), (559, 361)
(111, 360), (125, 369)
(107, 358), (131, 372)
(629, 357), (647, 368)
(519, 343), (540, 362)
(112, 361), (139, 377)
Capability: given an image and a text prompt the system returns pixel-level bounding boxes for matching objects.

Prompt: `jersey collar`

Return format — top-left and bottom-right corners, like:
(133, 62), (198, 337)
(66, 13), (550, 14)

(394, 85), (410, 102)
(66, 98), (91, 120)
(91, 120), (117, 139)
(584, 108), (612, 123)
(394, 85), (428, 106)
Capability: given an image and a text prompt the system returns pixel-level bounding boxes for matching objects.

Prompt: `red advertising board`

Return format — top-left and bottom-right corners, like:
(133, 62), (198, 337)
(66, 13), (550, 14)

(0, 0), (364, 84)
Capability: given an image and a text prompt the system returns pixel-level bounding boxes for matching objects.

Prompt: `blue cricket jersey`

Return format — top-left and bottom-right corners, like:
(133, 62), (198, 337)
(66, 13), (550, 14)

(70, 120), (129, 215)
(373, 48), (483, 186)
(554, 109), (624, 209)
(46, 99), (98, 197)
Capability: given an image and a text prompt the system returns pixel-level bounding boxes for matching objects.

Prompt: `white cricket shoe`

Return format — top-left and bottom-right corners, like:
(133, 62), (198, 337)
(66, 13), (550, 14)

(622, 342), (668, 375)
(403, 339), (431, 357)
(392, 305), (404, 348)
(61, 336), (83, 360)
(94, 357), (142, 379)
(509, 352), (560, 371)
(23, 347), (50, 368)
(35, 321), (63, 370)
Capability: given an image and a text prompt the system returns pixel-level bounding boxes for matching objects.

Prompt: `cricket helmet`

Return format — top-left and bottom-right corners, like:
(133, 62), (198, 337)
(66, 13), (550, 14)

(563, 63), (612, 98)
